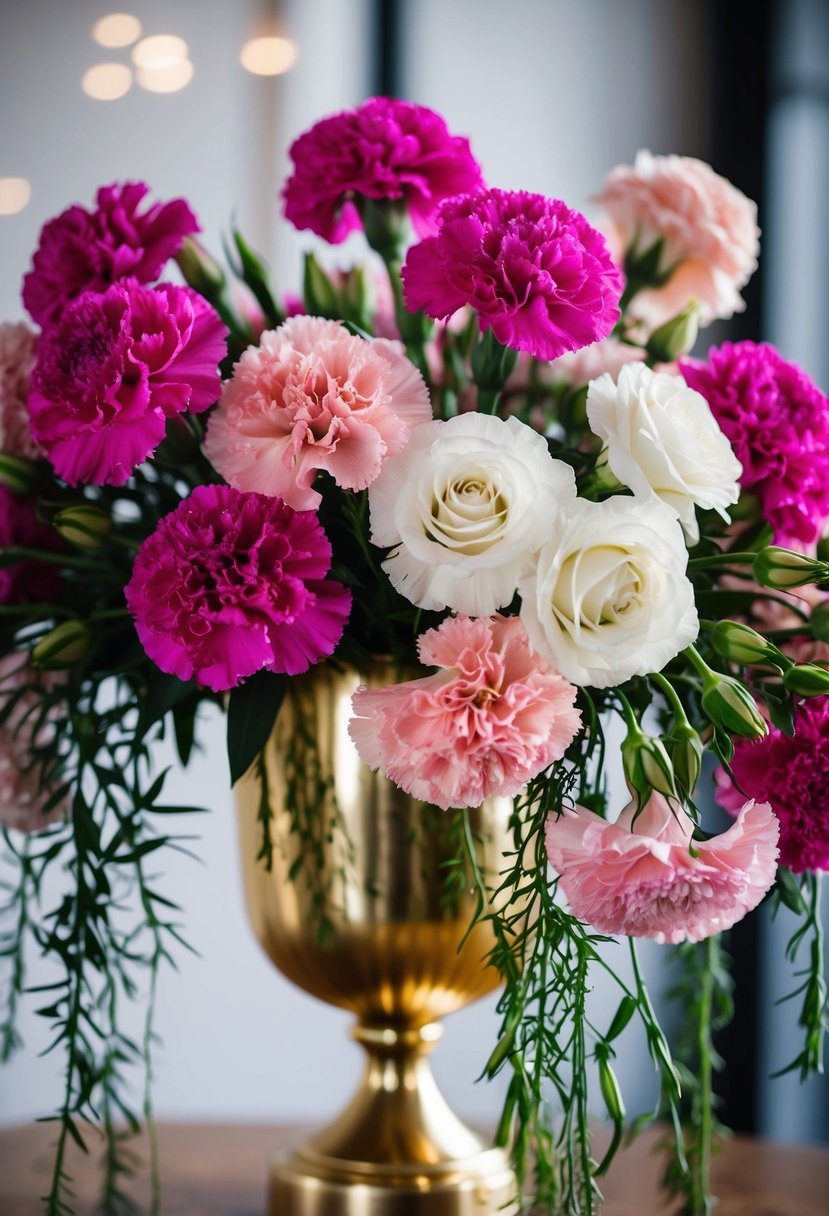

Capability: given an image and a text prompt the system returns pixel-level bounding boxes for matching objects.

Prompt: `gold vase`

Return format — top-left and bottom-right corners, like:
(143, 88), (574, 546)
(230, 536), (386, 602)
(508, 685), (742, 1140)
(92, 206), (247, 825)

(235, 661), (519, 1216)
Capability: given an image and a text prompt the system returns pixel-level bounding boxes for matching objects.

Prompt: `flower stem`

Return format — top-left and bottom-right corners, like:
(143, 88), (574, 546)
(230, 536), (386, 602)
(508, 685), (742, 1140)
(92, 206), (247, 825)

(691, 935), (715, 1216)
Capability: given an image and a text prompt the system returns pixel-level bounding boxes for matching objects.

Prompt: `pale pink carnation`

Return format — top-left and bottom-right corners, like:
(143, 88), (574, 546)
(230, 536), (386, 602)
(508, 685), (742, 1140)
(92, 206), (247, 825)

(547, 337), (646, 387)
(349, 614), (581, 811)
(0, 322), (40, 459)
(0, 654), (68, 834)
(595, 151), (760, 328)
(205, 316), (432, 511)
(546, 792), (779, 943)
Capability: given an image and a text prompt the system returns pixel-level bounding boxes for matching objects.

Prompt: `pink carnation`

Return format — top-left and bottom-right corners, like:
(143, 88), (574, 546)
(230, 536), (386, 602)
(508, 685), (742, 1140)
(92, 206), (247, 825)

(204, 316), (431, 511)
(548, 336), (646, 387)
(0, 486), (62, 605)
(682, 341), (829, 547)
(23, 181), (199, 327)
(125, 484), (351, 692)
(716, 698), (829, 873)
(29, 280), (227, 486)
(0, 654), (68, 834)
(283, 97), (483, 243)
(349, 614), (581, 811)
(595, 151), (759, 327)
(0, 322), (40, 459)
(402, 189), (622, 361)
(547, 793), (779, 944)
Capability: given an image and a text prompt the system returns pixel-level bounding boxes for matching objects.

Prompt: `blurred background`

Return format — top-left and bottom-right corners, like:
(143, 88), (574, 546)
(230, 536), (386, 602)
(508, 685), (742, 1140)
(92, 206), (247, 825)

(1, 0), (827, 1146)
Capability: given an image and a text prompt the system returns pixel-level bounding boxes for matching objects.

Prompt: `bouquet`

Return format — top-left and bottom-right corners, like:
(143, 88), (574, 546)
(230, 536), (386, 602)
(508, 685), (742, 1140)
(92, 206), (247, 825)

(2, 96), (828, 1216)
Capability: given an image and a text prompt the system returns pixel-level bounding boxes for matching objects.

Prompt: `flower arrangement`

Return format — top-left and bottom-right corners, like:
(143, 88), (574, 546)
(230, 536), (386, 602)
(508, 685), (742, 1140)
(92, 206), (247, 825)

(2, 95), (828, 1216)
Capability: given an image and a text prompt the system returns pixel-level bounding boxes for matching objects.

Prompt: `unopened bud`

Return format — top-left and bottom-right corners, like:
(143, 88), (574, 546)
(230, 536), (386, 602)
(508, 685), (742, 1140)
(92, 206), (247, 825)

(176, 236), (225, 295)
(622, 730), (677, 802)
(32, 621), (91, 670)
(701, 674), (768, 739)
(783, 663), (829, 697)
(753, 546), (827, 590)
(646, 302), (700, 363)
(53, 504), (111, 550)
(302, 252), (338, 317)
(0, 454), (37, 495)
(711, 620), (779, 666)
(666, 723), (703, 797)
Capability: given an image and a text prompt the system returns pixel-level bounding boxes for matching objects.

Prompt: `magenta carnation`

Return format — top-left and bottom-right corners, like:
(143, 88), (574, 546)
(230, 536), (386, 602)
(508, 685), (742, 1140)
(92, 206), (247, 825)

(349, 614), (581, 810)
(0, 486), (62, 604)
(682, 342), (829, 547)
(715, 698), (829, 873)
(283, 97), (484, 243)
(23, 182), (199, 328)
(29, 281), (227, 486)
(402, 189), (623, 361)
(547, 793), (779, 944)
(125, 484), (351, 692)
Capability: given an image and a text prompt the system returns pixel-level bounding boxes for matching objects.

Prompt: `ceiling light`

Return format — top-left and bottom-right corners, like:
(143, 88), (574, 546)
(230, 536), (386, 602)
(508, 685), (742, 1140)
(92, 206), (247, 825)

(0, 178), (31, 216)
(81, 63), (133, 101)
(136, 59), (194, 94)
(240, 36), (297, 76)
(132, 35), (188, 70)
(92, 13), (142, 48)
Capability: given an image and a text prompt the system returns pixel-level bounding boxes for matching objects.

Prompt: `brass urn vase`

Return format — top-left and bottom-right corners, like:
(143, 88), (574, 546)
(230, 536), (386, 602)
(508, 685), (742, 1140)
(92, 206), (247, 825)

(235, 661), (519, 1215)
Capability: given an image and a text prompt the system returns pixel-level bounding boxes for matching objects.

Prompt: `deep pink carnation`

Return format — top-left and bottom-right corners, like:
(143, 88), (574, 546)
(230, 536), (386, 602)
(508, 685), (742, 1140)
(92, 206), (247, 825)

(0, 486), (62, 604)
(716, 698), (829, 873)
(23, 182), (199, 327)
(682, 342), (829, 547)
(283, 97), (484, 243)
(349, 614), (581, 810)
(402, 189), (623, 361)
(125, 484), (351, 692)
(0, 322), (40, 459)
(547, 793), (779, 943)
(29, 281), (227, 486)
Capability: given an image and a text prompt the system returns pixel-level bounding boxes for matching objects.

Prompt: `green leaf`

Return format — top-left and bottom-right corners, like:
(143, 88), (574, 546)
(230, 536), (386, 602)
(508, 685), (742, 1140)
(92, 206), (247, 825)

(226, 670), (288, 785)
(231, 229), (282, 326)
(136, 672), (194, 740)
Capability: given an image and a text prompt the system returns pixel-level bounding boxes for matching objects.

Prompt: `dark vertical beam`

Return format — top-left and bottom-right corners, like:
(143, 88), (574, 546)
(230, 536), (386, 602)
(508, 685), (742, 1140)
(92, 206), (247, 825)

(372, 0), (403, 99)
(708, 0), (773, 1135)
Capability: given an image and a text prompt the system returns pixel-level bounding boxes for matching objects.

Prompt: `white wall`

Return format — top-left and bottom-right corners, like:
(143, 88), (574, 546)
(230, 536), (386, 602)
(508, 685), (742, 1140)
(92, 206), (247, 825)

(1, 0), (710, 1134)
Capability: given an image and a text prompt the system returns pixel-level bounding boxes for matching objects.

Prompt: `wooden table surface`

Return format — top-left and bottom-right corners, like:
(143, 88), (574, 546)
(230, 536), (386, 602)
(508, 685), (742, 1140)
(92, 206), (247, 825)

(1, 1121), (828, 1215)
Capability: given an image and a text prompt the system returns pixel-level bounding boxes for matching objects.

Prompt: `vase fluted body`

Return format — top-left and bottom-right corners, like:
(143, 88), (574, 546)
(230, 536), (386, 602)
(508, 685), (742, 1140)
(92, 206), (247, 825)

(235, 661), (519, 1216)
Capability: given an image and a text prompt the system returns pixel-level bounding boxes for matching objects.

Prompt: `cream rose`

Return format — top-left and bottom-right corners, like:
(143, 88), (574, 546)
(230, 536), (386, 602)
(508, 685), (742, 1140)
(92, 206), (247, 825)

(369, 413), (576, 616)
(519, 496), (699, 688)
(586, 364), (742, 543)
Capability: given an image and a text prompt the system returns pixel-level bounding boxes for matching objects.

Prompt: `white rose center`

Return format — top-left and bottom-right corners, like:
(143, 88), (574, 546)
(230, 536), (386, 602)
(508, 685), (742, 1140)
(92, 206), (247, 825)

(426, 468), (509, 555)
(553, 546), (645, 633)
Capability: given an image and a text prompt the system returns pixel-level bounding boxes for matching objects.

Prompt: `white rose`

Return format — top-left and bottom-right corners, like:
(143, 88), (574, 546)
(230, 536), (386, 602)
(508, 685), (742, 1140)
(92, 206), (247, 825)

(519, 496), (699, 688)
(369, 413), (576, 617)
(586, 364), (742, 544)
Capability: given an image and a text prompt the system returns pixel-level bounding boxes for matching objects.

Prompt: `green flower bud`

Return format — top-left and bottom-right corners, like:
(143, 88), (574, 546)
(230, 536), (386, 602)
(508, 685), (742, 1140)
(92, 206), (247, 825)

(810, 602), (829, 644)
(711, 620), (778, 666)
(53, 504), (111, 550)
(0, 453), (37, 495)
(176, 236), (225, 295)
(646, 302), (700, 363)
(666, 722), (703, 798)
(622, 729), (677, 802)
(32, 621), (91, 670)
(783, 663), (829, 697)
(753, 546), (827, 590)
(701, 674), (768, 739)
(302, 251), (339, 318)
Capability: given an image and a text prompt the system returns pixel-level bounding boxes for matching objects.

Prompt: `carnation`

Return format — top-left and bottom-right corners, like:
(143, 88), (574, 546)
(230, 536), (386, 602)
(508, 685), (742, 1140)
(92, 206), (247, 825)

(368, 412), (576, 617)
(547, 792), (779, 943)
(681, 341), (829, 547)
(548, 336), (646, 387)
(519, 496), (699, 688)
(0, 322), (40, 459)
(349, 614), (581, 810)
(29, 280), (227, 486)
(0, 486), (62, 605)
(595, 150), (760, 327)
(586, 364), (742, 542)
(283, 97), (483, 243)
(402, 189), (623, 361)
(204, 316), (431, 511)
(715, 698), (829, 872)
(125, 484), (351, 692)
(23, 181), (199, 327)
(0, 653), (69, 833)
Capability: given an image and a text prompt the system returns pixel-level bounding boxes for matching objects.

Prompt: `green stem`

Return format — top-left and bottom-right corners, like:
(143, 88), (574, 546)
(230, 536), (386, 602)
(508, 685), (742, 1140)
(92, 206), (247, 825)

(687, 551), (759, 571)
(691, 936), (716, 1216)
